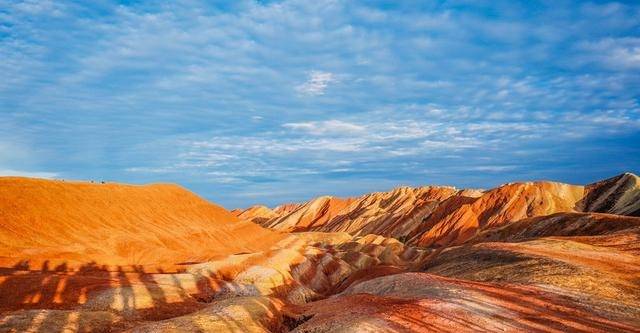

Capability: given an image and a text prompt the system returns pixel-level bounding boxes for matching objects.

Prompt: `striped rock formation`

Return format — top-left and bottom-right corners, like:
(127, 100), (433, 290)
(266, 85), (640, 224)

(578, 172), (640, 216)
(239, 173), (640, 249)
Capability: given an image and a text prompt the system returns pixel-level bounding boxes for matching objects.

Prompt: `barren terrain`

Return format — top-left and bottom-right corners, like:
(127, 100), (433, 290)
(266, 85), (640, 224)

(1, 173), (639, 332)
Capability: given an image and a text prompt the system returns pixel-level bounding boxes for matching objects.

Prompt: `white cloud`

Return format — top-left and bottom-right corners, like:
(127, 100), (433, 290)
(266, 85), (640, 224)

(467, 165), (518, 172)
(10, 0), (65, 16)
(609, 45), (640, 69)
(283, 120), (365, 135)
(125, 166), (176, 173)
(133, 102), (640, 183)
(0, 169), (59, 179)
(578, 38), (640, 69)
(295, 71), (336, 96)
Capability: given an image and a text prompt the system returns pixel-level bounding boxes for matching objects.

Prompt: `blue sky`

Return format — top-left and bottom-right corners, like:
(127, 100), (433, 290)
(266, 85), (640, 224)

(1, 0), (639, 208)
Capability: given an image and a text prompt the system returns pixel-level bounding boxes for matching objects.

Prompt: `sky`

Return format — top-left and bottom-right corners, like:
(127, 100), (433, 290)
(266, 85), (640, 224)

(1, 0), (639, 208)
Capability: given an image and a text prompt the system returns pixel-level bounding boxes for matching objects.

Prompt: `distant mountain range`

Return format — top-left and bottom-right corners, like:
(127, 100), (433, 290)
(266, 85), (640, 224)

(233, 172), (640, 247)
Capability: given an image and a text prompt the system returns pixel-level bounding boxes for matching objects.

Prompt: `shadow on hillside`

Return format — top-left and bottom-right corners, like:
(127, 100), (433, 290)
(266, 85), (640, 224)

(0, 259), (274, 332)
(0, 260), (113, 332)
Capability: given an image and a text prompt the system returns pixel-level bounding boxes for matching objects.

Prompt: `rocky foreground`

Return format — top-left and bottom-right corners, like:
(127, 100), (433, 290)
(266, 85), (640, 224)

(1, 174), (639, 332)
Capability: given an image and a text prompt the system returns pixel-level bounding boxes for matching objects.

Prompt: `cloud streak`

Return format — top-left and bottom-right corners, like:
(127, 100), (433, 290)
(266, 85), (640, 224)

(0, 169), (59, 179)
(296, 71), (336, 96)
(282, 120), (365, 135)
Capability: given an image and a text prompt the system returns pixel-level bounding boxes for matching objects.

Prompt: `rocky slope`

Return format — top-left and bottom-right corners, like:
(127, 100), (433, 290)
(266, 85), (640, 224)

(415, 181), (584, 247)
(578, 172), (640, 216)
(0, 229), (425, 332)
(260, 196), (356, 231)
(235, 186), (478, 241)
(238, 173), (640, 249)
(289, 210), (640, 332)
(231, 205), (279, 225)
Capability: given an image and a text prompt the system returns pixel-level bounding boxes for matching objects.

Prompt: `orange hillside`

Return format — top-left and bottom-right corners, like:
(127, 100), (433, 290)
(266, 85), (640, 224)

(0, 177), (284, 271)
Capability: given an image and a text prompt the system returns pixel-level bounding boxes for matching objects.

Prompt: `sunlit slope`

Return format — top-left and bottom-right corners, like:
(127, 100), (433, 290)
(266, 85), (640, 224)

(579, 172), (640, 216)
(415, 181), (584, 247)
(0, 177), (284, 269)
(261, 196), (356, 231)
